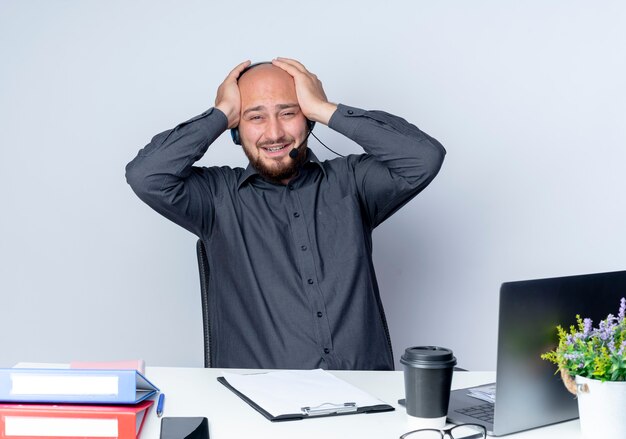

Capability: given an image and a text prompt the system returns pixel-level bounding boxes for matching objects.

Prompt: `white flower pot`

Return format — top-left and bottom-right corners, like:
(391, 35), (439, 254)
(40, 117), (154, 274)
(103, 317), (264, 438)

(575, 375), (626, 438)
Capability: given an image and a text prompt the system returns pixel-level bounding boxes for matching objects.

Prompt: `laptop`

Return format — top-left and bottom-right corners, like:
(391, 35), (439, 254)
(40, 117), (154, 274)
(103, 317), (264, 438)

(447, 270), (626, 436)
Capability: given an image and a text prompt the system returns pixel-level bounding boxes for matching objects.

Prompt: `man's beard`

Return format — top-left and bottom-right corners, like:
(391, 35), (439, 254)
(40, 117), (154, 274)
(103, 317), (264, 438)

(243, 138), (307, 183)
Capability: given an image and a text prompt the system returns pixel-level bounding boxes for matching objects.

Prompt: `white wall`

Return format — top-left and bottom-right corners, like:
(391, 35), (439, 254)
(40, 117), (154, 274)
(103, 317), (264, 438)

(1, 0), (625, 370)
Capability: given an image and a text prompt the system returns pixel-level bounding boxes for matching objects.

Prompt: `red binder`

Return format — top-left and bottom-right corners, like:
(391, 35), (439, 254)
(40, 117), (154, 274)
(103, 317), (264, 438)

(0, 399), (153, 439)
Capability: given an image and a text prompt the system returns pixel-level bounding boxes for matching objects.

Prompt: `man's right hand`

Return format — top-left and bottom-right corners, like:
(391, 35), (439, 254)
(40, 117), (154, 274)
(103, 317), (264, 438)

(214, 60), (251, 129)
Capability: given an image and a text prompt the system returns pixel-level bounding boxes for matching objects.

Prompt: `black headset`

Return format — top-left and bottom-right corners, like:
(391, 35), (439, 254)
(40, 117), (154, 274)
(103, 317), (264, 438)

(230, 61), (315, 145)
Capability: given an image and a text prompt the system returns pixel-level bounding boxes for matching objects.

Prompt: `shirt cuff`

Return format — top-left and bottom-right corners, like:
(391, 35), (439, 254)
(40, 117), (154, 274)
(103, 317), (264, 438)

(328, 104), (367, 139)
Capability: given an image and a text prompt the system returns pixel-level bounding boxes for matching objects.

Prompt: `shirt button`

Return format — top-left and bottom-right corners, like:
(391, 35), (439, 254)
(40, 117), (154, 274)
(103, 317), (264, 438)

(317, 311), (323, 318)
(301, 245), (307, 251)
(324, 348), (330, 354)
(288, 184), (294, 190)
(307, 279), (314, 285)
(293, 212), (300, 218)
(347, 110), (354, 115)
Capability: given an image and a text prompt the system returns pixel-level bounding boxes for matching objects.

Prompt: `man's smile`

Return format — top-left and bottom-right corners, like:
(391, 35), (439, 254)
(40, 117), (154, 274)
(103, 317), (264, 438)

(262, 144), (289, 152)
(259, 141), (293, 158)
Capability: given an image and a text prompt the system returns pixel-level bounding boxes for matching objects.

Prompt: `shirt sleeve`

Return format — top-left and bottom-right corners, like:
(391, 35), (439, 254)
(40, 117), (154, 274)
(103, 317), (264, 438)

(328, 104), (446, 228)
(125, 107), (228, 236)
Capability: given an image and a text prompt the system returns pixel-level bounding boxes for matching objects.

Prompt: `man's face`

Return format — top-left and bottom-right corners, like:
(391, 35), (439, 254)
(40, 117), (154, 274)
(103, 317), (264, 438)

(238, 65), (308, 183)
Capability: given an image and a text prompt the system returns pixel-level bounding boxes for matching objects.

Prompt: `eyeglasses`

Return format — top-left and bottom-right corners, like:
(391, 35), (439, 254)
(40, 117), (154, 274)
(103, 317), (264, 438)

(400, 423), (487, 439)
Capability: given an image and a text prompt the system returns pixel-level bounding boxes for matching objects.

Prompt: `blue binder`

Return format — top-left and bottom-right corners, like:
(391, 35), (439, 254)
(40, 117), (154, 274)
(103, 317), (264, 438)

(0, 367), (159, 404)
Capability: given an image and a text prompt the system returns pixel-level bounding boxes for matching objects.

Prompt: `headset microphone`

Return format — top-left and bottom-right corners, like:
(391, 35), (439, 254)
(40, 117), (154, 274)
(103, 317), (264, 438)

(287, 120), (316, 159)
(288, 146), (300, 159)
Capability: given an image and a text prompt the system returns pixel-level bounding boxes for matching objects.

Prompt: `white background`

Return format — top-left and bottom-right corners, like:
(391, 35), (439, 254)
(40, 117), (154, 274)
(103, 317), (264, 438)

(1, 0), (625, 371)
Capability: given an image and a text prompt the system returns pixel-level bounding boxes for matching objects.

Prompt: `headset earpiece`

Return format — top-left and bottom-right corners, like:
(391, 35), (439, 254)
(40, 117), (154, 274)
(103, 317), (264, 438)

(231, 127), (242, 145)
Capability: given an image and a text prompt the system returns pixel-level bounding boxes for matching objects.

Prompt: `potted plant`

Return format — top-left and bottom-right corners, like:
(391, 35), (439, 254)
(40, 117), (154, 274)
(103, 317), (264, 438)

(541, 297), (626, 438)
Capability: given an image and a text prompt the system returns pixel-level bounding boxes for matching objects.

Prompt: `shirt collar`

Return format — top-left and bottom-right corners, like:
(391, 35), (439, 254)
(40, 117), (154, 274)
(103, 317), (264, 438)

(237, 148), (327, 188)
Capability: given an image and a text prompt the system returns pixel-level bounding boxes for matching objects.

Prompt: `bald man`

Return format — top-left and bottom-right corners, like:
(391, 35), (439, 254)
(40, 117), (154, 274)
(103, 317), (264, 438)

(126, 58), (446, 370)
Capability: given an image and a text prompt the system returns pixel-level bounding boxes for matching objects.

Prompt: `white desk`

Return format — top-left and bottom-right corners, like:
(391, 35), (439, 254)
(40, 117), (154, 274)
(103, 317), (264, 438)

(141, 367), (581, 439)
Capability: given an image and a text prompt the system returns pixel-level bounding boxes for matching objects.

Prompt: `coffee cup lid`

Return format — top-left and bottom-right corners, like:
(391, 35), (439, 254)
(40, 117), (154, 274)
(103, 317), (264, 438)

(400, 346), (457, 369)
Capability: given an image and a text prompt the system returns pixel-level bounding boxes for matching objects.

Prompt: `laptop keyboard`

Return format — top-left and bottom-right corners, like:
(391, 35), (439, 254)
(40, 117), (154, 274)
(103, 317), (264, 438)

(455, 403), (494, 423)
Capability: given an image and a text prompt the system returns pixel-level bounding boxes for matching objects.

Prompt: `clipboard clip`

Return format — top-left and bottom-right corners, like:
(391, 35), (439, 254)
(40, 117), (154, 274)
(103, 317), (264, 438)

(301, 402), (357, 416)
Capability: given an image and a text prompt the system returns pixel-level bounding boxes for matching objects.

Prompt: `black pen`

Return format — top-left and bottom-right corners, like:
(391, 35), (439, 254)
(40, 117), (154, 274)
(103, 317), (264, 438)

(156, 392), (165, 417)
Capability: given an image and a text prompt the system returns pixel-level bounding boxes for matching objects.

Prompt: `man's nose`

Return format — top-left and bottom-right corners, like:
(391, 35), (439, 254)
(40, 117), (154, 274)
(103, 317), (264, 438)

(265, 117), (285, 141)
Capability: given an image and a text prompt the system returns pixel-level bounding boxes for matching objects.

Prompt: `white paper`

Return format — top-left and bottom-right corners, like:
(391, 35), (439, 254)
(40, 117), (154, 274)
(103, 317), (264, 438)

(223, 369), (387, 417)
(5, 417), (118, 437)
(467, 384), (496, 404)
(10, 374), (119, 396)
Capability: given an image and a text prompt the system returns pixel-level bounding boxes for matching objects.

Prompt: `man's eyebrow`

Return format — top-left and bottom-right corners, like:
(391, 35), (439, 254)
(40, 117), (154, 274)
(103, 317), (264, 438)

(276, 103), (299, 110)
(242, 105), (265, 116)
(242, 103), (300, 116)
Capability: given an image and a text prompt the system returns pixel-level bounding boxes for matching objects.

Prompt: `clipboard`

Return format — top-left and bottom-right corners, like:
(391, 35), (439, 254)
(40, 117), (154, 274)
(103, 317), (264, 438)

(217, 369), (394, 422)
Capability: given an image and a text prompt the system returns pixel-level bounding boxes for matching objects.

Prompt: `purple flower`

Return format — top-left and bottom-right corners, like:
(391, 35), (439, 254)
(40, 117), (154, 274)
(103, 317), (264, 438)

(598, 316), (616, 341)
(546, 297), (626, 382)
(608, 339), (617, 353)
(618, 340), (626, 357)
(564, 352), (581, 361)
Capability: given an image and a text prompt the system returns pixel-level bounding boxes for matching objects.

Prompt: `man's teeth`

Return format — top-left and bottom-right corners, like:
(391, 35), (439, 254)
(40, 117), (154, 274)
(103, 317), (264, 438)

(265, 145), (287, 152)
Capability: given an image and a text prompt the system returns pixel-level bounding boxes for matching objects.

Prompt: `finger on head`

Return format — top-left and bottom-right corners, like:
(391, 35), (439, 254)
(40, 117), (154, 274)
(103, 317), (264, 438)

(273, 57), (307, 73)
(228, 60), (252, 79)
(271, 59), (296, 77)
